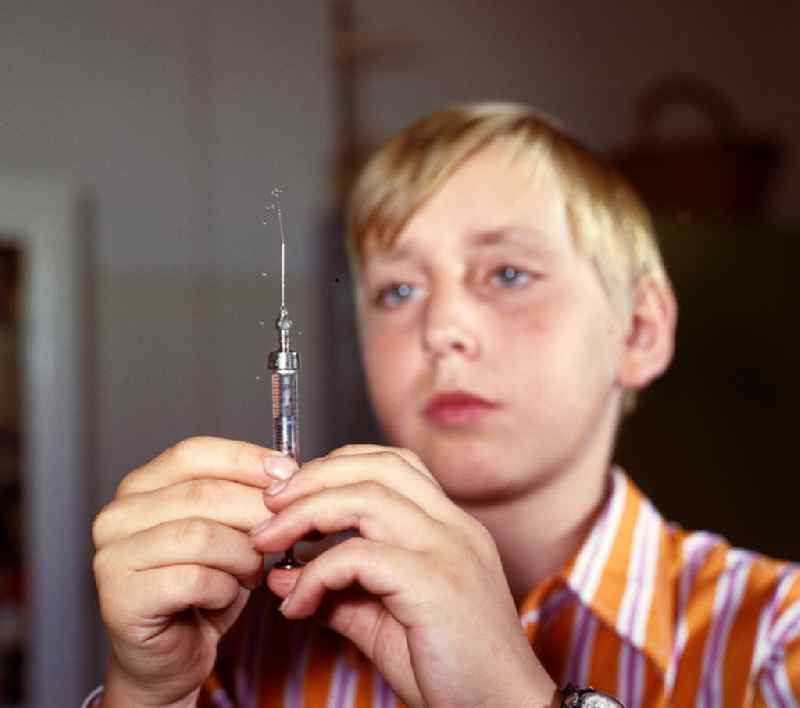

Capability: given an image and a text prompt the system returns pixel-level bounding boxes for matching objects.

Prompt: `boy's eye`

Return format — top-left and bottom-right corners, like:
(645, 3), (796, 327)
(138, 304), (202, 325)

(375, 282), (419, 308)
(490, 265), (533, 287)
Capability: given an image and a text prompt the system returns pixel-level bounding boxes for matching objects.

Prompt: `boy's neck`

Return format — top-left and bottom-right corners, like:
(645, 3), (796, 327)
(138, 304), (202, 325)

(477, 465), (609, 605)
(461, 418), (617, 606)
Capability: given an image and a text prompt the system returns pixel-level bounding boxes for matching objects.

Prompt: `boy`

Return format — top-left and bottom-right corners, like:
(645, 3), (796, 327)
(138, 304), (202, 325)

(89, 102), (800, 707)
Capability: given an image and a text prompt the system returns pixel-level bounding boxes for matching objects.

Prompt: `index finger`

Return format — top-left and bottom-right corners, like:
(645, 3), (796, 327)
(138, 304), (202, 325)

(265, 448), (451, 522)
(325, 444), (436, 483)
(117, 436), (297, 497)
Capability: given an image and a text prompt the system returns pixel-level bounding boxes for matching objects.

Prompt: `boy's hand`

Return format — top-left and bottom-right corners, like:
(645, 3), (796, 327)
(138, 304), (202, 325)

(253, 444), (556, 708)
(91, 436), (296, 707)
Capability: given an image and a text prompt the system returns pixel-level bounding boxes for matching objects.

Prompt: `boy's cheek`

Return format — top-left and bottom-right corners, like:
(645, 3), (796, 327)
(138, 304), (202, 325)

(363, 340), (419, 411)
(361, 315), (417, 351)
(363, 342), (408, 389)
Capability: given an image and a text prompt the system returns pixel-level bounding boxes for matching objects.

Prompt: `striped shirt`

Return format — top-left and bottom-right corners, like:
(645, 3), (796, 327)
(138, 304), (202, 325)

(93, 469), (800, 708)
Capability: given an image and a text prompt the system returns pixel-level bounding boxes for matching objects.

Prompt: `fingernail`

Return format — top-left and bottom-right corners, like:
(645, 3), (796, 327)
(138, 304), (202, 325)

(250, 516), (273, 537)
(263, 455), (296, 481)
(265, 478), (289, 496)
(279, 591), (295, 615)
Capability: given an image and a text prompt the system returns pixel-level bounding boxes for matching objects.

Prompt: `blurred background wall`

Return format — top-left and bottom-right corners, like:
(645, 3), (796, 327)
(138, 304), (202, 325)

(0, 0), (796, 702)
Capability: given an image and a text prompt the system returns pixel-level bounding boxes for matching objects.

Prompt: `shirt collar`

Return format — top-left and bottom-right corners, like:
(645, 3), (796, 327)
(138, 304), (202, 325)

(520, 468), (675, 675)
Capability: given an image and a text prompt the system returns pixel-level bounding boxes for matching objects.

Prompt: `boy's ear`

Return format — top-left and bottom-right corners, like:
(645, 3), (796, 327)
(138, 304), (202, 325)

(617, 274), (677, 390)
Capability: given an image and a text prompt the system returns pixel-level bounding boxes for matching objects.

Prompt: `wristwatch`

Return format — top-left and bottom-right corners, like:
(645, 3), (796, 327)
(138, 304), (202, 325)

(561, 683), (625, 707)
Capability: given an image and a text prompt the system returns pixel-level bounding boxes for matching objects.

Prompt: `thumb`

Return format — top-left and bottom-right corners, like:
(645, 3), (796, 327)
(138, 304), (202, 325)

(266, 567), (387, 650)
(200, 586), (252, 638)
(267, 566), (301, 600)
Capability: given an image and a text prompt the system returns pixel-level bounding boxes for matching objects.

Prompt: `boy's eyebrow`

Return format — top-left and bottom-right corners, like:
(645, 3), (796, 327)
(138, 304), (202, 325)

(366, 226), (555, 266)
(467, 226), (554, 253)
(366, 245), (415, 265)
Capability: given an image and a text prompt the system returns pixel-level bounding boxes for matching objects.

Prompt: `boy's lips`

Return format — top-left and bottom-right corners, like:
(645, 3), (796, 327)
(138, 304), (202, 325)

(423, 391), (500, 426)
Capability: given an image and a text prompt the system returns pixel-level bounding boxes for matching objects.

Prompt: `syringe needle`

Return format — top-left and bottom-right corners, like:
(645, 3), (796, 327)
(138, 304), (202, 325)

(272, 186), (287, 312)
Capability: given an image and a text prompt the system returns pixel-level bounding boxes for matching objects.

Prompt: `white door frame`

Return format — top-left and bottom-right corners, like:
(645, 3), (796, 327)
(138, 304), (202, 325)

(0, 174), (90, 706)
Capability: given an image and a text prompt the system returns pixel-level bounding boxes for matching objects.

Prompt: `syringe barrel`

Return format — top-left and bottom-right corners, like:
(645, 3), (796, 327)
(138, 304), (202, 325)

(271, 369), (299, 459)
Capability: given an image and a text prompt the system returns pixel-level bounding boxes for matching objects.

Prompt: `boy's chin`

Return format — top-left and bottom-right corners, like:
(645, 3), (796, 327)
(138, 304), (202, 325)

(441, 473), (533, 507)
(425, 449), (534, 506)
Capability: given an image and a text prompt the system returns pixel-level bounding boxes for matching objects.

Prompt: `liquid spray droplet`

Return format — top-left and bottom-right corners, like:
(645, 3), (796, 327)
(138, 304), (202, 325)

(259, 320), (265, 327)
(261, 272), (268, 278)
(256, 375), (262, 381)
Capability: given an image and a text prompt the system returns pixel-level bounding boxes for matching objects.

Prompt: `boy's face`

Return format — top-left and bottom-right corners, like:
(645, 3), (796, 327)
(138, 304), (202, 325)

(357, 140), (628, 505)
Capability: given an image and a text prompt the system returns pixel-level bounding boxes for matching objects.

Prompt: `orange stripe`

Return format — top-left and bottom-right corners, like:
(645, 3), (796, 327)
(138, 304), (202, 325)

(257, 612), (297, 708)
(723, 558), (780, 705)
(642, 525), (675, 671)
(641, 655), (669, 708)
(751, 683), (769, 708)
(259, 656), (289, 708)
(303, 626), (340, 708)
(202, 672), (223, 696)
(670, 541), (728, 705)
(589, 487), (641, 627)
(777, 568), (800, 615)
(587, 624), (620, 696)
(198, 672), (222, 707)
(784, 636), (800, 700)
(536, 602), (577, 685)
(345, 644), (375, 708)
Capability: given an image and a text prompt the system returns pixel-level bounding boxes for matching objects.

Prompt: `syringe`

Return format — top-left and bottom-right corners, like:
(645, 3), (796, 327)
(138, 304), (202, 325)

(268, 304), (303, 569)
(266, 187), (303, 569)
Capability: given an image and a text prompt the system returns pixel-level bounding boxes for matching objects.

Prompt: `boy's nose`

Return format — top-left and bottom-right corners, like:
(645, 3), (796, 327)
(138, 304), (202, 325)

(422, 295), (480, 360)
(424, 324), (479, 359)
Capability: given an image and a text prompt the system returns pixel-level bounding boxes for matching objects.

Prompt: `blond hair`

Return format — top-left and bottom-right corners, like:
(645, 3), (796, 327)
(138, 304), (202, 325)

(347, 101), (668, 317)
